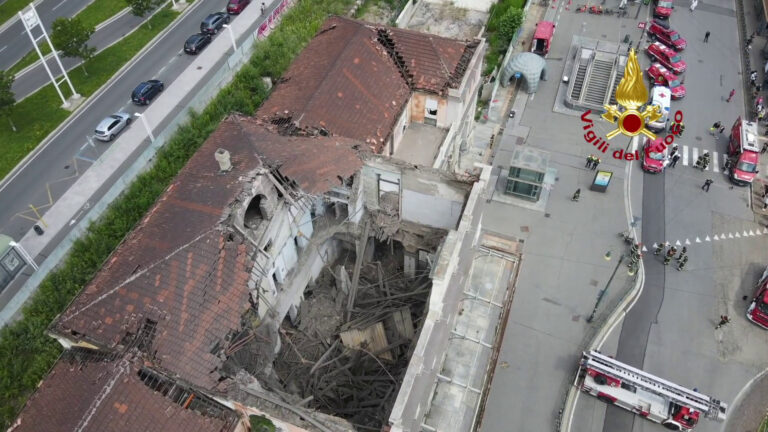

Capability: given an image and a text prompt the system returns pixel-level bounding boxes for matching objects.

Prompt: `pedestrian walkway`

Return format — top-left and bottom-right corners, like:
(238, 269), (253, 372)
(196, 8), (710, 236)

(680, 145), (726, 172)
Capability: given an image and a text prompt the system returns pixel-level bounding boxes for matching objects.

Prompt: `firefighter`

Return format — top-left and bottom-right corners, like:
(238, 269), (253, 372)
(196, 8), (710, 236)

(630, 242), (641, 257)
(628, 252), (641, 267)
(653, 243), (665, 255)
(664, 247), (677, 265)
(663, 254), (672, 265)
(676, 246), (687, 261)
(572, 188), (581, 201)
(677, 256), (688, 271)
(715, 315), (731, 329)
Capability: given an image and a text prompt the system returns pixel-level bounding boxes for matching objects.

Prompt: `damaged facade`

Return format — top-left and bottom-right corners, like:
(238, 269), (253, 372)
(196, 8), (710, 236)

(258, 16), (484, 171)
(10, 16), (500, 432)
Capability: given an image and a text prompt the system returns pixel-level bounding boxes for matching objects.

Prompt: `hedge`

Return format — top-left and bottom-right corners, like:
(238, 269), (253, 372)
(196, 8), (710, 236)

(0, 0), (355, 426)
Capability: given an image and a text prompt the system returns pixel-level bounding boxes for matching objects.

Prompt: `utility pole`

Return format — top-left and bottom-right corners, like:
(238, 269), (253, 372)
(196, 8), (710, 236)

(586, 254), (625, 323)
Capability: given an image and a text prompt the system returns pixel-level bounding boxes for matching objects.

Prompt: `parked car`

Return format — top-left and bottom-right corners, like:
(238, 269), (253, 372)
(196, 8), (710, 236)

(646, 19), (686, 51)
(94, 112), (131, 142)
(642, 136), (669, 173)
(201, 12), (230, 34)
(647, 42), (686, 74)
(646, 63), (686, 99)
(131, 79), (164, 105)
(653, 0), (674, 19)
(227, 0), (251, 14)
(184, 33), (212, 54)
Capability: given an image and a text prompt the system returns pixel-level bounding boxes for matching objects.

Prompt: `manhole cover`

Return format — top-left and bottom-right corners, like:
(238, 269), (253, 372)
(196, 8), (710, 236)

(695, 136), (702, 141)
(545, 213), (551, 218)
(64, 165), (70, 170)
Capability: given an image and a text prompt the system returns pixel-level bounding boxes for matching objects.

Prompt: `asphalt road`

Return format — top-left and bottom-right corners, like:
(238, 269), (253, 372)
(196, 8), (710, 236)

(11, 9), (146, 100)
(0, 0), (90, 71)
(0, 1), (263, 242)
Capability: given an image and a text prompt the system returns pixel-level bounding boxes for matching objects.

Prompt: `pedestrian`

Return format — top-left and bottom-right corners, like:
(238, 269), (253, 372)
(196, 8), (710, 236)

(677, 122), (686, 137)
(758, 84), (763, 93)
(261, 2), (266, 14)
(710, 121), (722, 134)
(719, 125), (726, 134)
(763, 143), (768, 154)
(702, 179), (713, 192)
(654, 243), (665, 255)
(704, 30), (711, 43)
(592, 157), (601, 170)
(715, 315), (731, 329)
(572, 188), (581, 201)
(759, 109), (766, 122)
(585, 155), (593, 168)
(724, 158), (734, 174)
(763, 183), (768, 197)
(664, 254), (672, 265)
(677, 256), (688, 271)
(690, 0), (697, 11)
(670, 153), (681, 168)
(676, 246), (687, 261)
(727, 89), (735, 102)
(763, 194), (768, 210)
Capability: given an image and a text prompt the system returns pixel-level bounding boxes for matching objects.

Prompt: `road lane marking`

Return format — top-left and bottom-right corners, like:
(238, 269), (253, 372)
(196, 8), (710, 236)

(691, 147), (698, 165)
(0, 46), (6, 53)
(683, 145), (689, 165)
(712, 151), (719, 172)
(52, 0), (67, 10)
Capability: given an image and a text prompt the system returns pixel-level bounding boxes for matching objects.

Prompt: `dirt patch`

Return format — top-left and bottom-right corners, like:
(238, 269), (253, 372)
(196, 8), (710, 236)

(406, 2), (488, 40)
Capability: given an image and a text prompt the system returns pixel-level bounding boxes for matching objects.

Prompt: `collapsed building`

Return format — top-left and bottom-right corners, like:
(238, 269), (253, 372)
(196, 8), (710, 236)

(9, 16), (517, 432)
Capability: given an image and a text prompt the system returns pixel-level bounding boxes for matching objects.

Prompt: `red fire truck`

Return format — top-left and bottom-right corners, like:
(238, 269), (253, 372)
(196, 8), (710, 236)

(747, 266), (768, 328)
(578, 351), (728, 431)
(728, 117), (760, 186)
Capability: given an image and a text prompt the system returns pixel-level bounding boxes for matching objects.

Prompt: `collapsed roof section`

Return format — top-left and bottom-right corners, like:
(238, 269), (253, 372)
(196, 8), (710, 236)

(9, 354), (238, 432)
(49, 115), (365, 391)
(257, 15), (479, 153)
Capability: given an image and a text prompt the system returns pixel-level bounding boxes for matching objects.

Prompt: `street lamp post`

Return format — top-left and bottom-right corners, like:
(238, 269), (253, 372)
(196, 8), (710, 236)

(586, 254), (625, 323)
(134, 113), (155, 142)
(223, 24), (237, 51)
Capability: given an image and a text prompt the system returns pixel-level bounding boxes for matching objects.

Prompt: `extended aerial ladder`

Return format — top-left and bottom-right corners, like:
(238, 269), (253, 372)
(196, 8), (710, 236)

(578, 351), (727, 431)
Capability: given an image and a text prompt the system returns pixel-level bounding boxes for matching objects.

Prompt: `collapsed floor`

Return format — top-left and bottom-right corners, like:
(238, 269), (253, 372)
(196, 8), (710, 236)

(273, 241), (433, 430)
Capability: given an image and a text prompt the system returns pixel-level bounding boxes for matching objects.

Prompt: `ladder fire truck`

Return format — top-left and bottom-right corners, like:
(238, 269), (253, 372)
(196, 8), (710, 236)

(578, 351), (727, 431)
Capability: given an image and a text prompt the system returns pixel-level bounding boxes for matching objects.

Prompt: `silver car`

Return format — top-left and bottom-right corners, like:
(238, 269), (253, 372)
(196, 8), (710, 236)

(94, 112), (132, 142)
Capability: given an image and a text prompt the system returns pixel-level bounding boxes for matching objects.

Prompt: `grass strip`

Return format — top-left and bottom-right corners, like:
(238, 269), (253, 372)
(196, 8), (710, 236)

(0, 0), (29, 27)
(7, 0), (129, 76)
(0, 6), (179, 180)
(0, 0), (354, 427)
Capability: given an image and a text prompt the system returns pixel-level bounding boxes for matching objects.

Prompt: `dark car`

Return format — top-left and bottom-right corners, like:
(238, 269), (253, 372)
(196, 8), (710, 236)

(201, 12), (230, 34)
(184, 33), (212, 54)
(131, 79), (164, 105)
(227, 0), (251, 14)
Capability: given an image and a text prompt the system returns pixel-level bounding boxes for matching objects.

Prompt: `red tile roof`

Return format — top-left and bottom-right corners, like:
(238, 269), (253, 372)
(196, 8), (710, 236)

(258, 16), (478, 152)
(50, 115), (364, 391)
(10, 358), (238, 432)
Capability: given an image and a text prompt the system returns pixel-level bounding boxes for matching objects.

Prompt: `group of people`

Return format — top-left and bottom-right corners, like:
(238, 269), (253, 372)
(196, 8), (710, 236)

(653, 244), (689, 270)
(585, 155), (601, 170)
(669, 119), (686, 137)
(694, 151), (711, 170)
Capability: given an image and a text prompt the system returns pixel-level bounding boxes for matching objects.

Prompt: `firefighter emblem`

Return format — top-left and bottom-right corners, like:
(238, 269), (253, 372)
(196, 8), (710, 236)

(602, 49), (662, 139)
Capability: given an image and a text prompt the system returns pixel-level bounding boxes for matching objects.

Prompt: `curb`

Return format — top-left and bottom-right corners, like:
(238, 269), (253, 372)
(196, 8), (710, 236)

(0, 0), (201, 191)
(0, 0), (43, 34)
(16, 5), (166, 96)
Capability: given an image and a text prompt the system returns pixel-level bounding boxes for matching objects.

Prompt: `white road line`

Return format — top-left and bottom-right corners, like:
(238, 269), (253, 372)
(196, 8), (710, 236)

(683, 145), (689, 165)
(712, 151), (719, 172)
(0, 46), (6, 54)
(52, 0), (67, 10)
(691, 147), (699, 166)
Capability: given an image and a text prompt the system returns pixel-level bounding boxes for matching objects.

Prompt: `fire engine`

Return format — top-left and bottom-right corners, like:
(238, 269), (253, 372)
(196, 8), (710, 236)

(747, 265), (768, 328)
(728, 117), (760, 186)
(578, 351), (727, 431)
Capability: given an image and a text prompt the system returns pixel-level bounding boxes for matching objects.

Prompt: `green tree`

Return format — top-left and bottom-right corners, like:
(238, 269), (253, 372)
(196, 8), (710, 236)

(126, 0), (163, 28)
(51, 17), (96, 75)
(498, 7), (524, 45)
(0, 71), (16, 132)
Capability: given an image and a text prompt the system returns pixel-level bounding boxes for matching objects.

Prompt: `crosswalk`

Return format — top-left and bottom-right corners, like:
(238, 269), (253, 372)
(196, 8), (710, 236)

(678, 146), (727, 172)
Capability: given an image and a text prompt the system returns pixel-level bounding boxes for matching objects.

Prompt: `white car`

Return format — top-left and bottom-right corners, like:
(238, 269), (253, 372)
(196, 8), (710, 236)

(94, 112), (132, 142)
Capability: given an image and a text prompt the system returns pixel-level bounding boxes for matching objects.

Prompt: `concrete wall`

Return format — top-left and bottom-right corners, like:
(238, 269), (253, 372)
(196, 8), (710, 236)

(388, 165), (492, 432)
(395, 0), (419, 27)
(362, 158), (471, 229)
(392, 102), (411, 155)
(409, 92), (449, 127)
(422, 0), (497, 12)
(401, 171), (467, 229)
